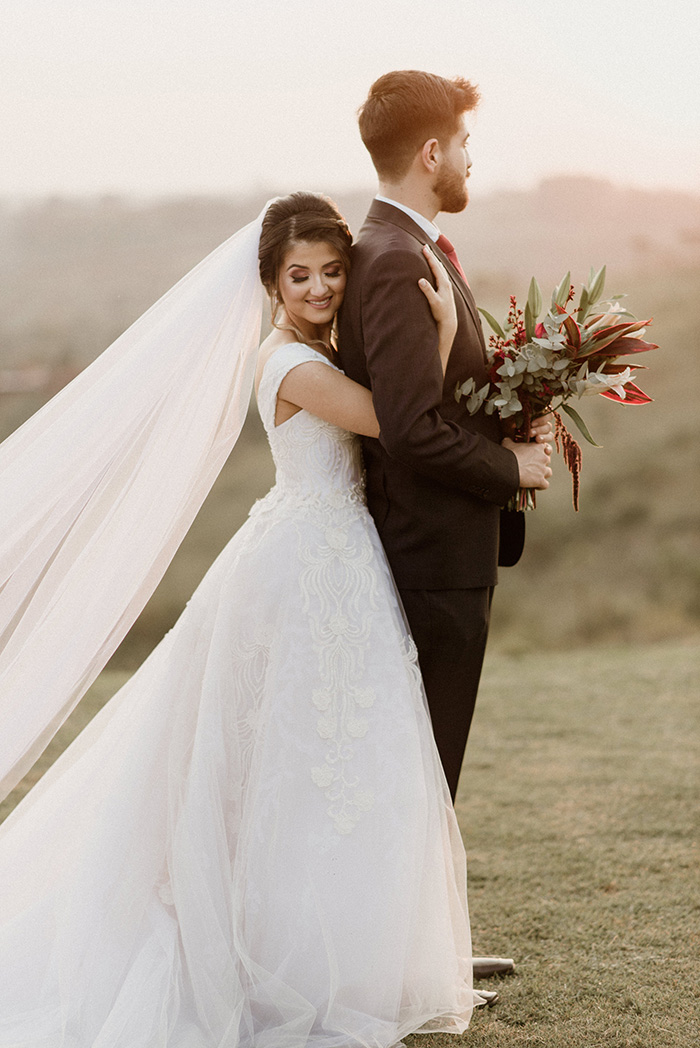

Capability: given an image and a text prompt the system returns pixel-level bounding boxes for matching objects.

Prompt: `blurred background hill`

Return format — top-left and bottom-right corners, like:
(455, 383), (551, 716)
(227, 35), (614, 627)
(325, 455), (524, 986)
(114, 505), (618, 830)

(1, 177), (699, 664)
(2, 177), (699, 372)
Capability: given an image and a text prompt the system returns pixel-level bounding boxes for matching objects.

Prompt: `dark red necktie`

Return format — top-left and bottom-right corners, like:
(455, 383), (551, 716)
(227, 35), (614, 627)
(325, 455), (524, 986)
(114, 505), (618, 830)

(436, 233), (468, 286)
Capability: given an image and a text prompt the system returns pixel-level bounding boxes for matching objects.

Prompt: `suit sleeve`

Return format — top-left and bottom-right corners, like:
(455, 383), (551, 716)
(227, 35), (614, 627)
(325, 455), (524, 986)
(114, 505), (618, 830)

(361, 248), (520, 505)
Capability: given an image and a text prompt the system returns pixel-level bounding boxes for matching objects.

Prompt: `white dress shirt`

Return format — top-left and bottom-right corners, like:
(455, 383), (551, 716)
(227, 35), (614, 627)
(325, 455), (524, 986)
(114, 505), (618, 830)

(374, 196), (440, 242)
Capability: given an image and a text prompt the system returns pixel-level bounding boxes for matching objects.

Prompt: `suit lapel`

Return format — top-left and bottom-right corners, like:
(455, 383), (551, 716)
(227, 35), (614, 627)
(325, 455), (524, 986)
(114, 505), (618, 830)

(363, 200), (485, 350)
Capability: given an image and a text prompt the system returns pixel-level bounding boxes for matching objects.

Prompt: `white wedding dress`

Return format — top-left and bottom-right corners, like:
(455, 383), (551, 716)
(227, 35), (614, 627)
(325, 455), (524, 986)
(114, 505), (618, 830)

(0, 343), (477, 1048)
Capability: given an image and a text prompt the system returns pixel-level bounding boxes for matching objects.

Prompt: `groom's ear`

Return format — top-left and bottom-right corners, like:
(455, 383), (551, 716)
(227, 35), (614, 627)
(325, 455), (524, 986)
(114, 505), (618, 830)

(419, 138), (440, 174)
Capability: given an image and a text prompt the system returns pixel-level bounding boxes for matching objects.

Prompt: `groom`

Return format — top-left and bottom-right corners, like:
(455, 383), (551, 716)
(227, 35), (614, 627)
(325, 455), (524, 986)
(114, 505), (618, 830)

(337, 71), (551, 802)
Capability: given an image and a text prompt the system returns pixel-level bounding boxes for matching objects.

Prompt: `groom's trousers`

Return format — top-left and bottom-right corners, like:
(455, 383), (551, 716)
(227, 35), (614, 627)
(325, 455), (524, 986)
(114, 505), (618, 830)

(398, 586), (495, 802)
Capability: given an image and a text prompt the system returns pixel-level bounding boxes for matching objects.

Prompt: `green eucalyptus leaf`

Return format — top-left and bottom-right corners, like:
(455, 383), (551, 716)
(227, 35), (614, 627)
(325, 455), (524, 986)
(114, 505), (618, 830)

(477, 306), (506, 338)
(527, 276), (542, 320)
(553, 271), (571, 308)
(588, 264), (607, 304)
(562, 402), (602, 447)
(578, 286), (590, 323)
(524, 301), (535, 342)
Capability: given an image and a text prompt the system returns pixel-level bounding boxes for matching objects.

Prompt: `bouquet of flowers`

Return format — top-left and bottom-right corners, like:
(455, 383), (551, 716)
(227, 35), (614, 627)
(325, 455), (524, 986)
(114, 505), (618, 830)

(455, 266), (657, 510)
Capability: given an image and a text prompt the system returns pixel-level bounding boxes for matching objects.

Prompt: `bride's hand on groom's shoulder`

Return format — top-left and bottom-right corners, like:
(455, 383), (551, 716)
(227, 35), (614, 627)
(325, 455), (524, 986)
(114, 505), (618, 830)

(418, 245), (457, 375)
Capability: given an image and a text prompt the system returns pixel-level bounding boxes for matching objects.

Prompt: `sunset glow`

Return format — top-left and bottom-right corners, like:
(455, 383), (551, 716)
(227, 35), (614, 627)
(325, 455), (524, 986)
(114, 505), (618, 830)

(2, 0), (698, 197)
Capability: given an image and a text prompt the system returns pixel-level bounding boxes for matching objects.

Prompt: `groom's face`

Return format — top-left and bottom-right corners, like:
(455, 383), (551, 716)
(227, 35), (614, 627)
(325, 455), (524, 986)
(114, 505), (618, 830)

(433, 115), (472, 214)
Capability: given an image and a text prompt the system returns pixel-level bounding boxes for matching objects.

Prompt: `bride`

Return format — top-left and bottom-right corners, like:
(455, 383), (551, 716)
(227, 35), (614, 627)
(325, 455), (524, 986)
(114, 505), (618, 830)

(0, 192), (485, 1047)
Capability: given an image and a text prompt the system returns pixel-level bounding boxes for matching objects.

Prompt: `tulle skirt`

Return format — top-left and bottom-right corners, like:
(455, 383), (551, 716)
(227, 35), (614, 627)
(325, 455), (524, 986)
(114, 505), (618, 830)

(0, 489), (476, 1047)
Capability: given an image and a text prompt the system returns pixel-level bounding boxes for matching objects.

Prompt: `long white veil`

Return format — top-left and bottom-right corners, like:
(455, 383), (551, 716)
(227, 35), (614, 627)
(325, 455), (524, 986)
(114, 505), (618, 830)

(0, 205), (267, 802)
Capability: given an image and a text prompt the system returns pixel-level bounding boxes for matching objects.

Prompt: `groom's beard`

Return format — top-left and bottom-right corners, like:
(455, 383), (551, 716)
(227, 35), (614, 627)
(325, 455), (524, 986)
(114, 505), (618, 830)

(434, 161), (469, 213)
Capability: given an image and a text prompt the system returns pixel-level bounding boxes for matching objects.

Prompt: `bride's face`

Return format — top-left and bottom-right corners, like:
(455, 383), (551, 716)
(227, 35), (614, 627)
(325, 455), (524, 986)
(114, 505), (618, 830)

(277, 240), (347, 338)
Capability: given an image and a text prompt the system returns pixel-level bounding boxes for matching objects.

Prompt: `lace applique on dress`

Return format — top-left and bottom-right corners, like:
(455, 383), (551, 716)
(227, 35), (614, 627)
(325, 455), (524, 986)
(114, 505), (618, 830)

(300, 516), (380, 834)
(256, 344), (378, 833)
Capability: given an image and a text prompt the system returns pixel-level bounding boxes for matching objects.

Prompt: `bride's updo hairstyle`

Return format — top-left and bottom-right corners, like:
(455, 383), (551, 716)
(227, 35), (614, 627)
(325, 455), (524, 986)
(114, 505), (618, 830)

(258, 192), (352, 307)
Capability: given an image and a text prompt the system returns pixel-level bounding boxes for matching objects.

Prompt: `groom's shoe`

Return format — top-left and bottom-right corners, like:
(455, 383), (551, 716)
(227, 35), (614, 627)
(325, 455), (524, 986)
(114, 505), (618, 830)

(473, 956), (515, 979)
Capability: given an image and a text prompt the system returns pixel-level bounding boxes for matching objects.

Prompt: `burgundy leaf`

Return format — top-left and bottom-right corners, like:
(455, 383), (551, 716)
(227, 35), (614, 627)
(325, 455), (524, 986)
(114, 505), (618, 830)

(583, 319), (652, 354)
(599, 382), (653, 405)
(593, 336), (659, 357)
(563, 314), (581, 350)
(601, 362), (648, 374)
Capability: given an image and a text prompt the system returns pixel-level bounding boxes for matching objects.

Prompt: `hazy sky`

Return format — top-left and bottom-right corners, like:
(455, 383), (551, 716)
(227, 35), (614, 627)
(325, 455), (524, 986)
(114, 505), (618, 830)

(2, 0), (698, 197)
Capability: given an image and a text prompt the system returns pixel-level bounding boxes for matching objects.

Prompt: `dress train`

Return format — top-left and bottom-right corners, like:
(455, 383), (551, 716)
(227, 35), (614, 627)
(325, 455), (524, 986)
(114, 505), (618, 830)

(0, 344), (477, 1047)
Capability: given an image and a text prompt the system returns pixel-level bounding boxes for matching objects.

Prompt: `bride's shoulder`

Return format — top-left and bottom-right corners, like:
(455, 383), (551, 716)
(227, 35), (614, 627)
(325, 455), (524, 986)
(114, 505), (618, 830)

(258, 328), (297, 356)
(254, 335), (328, 395)
(255, 332), (297, 389)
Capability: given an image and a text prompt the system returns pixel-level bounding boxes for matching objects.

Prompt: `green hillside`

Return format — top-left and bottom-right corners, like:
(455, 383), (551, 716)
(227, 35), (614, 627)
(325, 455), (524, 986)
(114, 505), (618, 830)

(1, 186), (698, 661)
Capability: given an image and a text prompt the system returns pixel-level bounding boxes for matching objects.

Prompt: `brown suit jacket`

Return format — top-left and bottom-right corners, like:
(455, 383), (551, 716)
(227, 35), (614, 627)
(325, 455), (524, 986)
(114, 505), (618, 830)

(337, 199), (524, 589)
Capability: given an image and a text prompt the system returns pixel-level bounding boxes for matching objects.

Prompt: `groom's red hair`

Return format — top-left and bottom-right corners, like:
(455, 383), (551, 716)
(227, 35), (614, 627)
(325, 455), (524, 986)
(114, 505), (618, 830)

(358, 70), (479, 181)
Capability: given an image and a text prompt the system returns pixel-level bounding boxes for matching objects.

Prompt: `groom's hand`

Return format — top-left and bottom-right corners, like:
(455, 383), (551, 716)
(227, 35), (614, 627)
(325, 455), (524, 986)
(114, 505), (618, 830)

(502, 438), (552, 489)
(529, 412), (554, 444)
(502, 413), (554, 444)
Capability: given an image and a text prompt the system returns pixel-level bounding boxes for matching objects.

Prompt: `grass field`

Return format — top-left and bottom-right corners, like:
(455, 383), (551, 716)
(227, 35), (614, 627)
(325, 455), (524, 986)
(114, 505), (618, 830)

(3, 641), (698, 1045)
(436, 640), (699, 1048)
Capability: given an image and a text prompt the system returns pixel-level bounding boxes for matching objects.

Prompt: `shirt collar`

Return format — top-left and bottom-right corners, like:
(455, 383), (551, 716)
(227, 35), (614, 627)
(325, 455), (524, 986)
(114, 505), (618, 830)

(374, 195), (440, 242)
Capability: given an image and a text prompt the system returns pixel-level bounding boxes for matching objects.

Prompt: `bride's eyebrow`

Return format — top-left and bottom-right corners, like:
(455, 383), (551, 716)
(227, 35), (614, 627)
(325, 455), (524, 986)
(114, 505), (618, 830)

(286, 259), (343, 270)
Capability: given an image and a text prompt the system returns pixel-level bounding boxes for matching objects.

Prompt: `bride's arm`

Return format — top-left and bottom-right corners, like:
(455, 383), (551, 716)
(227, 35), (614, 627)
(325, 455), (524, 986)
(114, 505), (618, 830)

(277, 364), (380, 437)
(276, 256), (456, 438)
